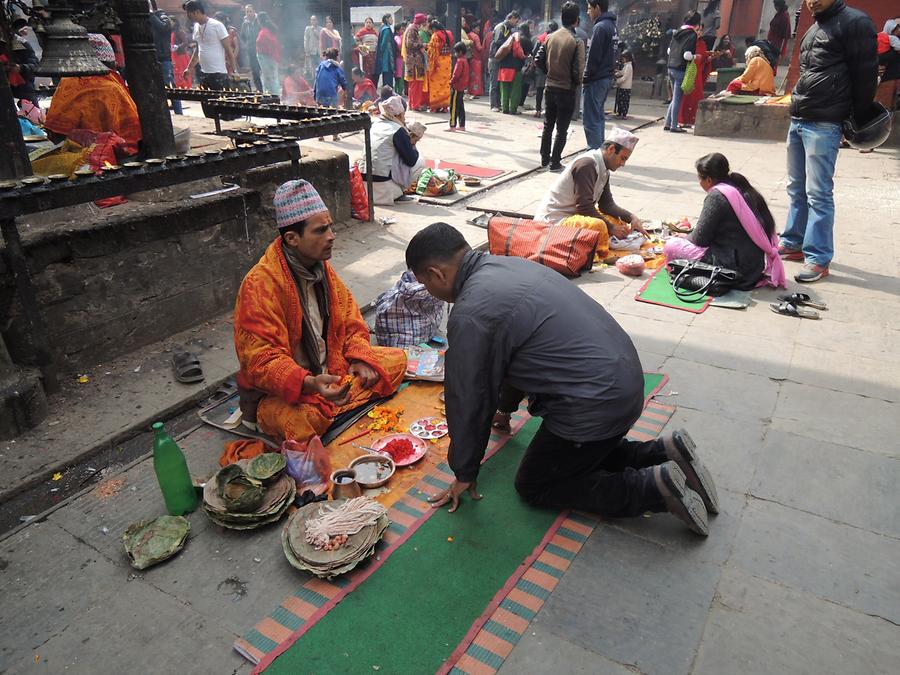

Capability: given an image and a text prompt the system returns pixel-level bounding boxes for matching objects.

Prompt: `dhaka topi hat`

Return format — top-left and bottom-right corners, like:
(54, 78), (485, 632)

(414, 13), (427, 24)
(274, 180), (329, 230)
(88, 33), (115, 64)
(606, 127), (639, 151)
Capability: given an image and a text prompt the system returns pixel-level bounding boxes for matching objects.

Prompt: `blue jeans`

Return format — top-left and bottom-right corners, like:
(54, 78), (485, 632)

(780, 119), (842, 266)
(665, 68), (684, 128)
(160, 61), (182, 115)
(583, 77), (612, 149)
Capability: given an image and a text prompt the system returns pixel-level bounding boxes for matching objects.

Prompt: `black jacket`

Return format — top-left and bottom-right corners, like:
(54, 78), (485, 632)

(791, 0), (878, 124)
(666, 26), (698, 71)
(149, 11), (173, 63)
(583, 12), (618, 82)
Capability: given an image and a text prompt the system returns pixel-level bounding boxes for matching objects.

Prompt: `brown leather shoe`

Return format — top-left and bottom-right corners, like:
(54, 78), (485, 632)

(661, 429), (719, 515)
(652, 461), (709, 536)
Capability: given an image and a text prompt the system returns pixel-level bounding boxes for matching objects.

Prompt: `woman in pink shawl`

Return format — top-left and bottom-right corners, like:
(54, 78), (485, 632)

(664, 153), (785, 289)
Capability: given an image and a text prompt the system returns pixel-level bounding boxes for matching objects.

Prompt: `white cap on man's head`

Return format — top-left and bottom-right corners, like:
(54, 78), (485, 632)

(606, 127), (639, 151)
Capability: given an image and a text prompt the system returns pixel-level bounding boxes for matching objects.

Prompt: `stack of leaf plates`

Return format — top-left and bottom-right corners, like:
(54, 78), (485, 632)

(281, 499), (390, 578)
(203, 458), (295, 530)
(123, 515), (190, 570)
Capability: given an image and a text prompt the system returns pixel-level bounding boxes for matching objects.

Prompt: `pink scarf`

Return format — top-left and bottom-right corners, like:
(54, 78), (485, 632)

(713, 183), (786, 288)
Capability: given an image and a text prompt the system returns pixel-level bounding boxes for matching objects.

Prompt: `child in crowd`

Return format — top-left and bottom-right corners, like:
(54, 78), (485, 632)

(314, 48), (346, 139)
(447, 42), (469, 131)
(614, 51), (634, 119)
(351, 66), (377, 105)
(281, 63), (316, 107)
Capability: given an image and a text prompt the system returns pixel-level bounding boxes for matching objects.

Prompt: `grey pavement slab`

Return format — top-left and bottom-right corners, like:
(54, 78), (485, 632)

(693, 565), (900, 675)
(731, 498), (900, 624)
(789, 344), (900, 403)
(674, 324), (792, 379)
(660, 407), (766, 496)
(498, 626), (635, 675)
(612, 312), (689, 359)
(772, 381), (900, 458)
(751, 429), (900, 537)
(659, 357), (780, 422)
(532, 524), (722, 675)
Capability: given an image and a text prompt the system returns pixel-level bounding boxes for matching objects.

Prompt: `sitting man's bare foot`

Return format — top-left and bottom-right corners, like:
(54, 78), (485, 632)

(491, 411), (512, 433)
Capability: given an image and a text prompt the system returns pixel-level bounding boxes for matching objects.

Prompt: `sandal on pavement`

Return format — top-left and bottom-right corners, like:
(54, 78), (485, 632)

(770, 301), (820, 320)
(776, 293), (827, 311)
(172, 351), (204, 384)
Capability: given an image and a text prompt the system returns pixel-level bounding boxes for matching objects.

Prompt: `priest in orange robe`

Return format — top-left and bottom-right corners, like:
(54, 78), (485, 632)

(232, 180), (406, 450)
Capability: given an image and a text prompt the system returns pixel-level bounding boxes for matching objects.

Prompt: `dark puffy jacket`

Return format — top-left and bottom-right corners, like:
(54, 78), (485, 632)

(791, 0), (878, 124)
(666, 27), (698, 71)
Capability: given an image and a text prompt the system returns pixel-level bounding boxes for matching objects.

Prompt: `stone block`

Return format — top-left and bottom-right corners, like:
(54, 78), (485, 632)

(695, 98), (790, 142)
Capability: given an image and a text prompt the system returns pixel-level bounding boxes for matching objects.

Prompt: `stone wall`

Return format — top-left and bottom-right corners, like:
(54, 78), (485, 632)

(0, 147), (350, 373)
(694, 98), (791, 141)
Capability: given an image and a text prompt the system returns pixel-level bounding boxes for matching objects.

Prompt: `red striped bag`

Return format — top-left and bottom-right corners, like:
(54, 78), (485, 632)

(488, 216), (599, 277)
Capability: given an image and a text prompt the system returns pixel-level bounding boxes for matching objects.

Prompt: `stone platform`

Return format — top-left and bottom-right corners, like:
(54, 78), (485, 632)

(695, 98), (791, 141)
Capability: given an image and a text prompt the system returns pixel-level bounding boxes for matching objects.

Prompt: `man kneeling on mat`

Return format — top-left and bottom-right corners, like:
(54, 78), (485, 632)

(405, 222), (718, 535)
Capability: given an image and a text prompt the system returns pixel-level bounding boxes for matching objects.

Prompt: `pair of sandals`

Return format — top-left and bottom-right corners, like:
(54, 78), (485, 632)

(769, 293), (828, 320)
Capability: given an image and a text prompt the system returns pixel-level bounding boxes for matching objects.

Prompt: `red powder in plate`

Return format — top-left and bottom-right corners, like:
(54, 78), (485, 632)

(382, 438), (416, 463)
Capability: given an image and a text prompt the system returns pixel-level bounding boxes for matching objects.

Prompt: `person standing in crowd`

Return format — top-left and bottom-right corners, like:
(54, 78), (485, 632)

(532, 21), (558, 117)
(171, 17), (193, 88)
(355, 17), (378, 81)
(489, 11), (519, 112)
(464, 16), (484, 98)
(875, 19), (900, 110)
(426, 19), (454, 112)
(314, 47), (347, 108)
(582, 0), (618, 148)
(393, 21), (406, 95)
(679, 24), (711, 127)
(4, 17), (39, 106)
(779, 0), (877, 283)
(712, 34), (735, 69)
(768, 0), (792, 66)
(517, 23), (535, 111)
(303, 14), (322, 81)
(255, 12), (280, 94)
(149, 4), (182, 114)
(536, 1), (584, 170)
(214, 12), (239, 76)
(613, 50), (633, 119)
(496, 22), (526, 114)
(664, 11), (701, 133)
(319, 16), (342, 59)
(403, 14), (427, 111)
(701, 0), (721, 49)
(182, 1), (235, 90)
(281, 62), (315, 106)
(239, 5), (261, 90)
(448, 42), (469, 131)
(375, 13), (395, 88)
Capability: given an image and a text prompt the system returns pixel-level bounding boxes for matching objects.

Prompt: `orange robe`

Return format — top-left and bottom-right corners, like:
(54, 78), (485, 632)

(425, 28), (453, 111)
(45, 72), (142, 155)
(234, 238), (406, 445)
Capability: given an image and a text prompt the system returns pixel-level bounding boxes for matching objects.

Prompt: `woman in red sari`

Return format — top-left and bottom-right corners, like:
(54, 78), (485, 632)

(465, 17), (484, 98)
(354, 17), (378, 81)
(679, 29), (712, 128)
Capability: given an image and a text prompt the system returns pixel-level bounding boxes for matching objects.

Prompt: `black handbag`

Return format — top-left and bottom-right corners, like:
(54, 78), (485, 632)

(667, 259), (739, 300)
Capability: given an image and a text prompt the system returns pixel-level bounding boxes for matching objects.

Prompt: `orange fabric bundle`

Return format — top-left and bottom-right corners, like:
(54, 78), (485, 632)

(558, 214), (612, 260)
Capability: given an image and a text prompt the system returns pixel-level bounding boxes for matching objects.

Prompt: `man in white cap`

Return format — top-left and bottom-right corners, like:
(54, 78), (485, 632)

(229, 180), (406, 456)
(535, 127), (646, 244)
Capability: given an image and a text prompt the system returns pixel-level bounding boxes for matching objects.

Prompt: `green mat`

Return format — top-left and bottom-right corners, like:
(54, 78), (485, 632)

(635, 267), (711, 314)
(266, 417), (553, 674)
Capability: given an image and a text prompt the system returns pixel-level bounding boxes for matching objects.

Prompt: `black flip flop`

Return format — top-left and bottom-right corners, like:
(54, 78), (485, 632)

(203, 379), (237, 407)
(172, 351), (204, 384)
(776, 293), (827, 311)
(770, 301), (820, 320)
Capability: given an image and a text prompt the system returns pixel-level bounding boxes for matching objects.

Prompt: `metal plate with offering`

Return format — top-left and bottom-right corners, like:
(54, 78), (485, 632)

(369, 433), (427, 466)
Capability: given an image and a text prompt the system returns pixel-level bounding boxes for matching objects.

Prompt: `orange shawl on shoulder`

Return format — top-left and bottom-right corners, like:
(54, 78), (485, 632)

(234, 238), (401, 411)
(45, 72), (142, 154)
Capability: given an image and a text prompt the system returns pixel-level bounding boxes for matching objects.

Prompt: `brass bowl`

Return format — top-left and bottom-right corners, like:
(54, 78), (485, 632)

(48, 174), (68, 181)
(22, 176), (48, 185)
(330, 469), (362, 500)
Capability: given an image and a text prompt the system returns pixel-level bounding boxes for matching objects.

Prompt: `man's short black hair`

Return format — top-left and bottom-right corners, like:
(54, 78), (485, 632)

(453, 41), (467, 54)
(279, 219), (307, 240)
(351, 66), (364, 77)
(548, 21), (559, 32)
(505, 11), (519, 22)
(182, 0), (205, 14)
(588, 0), (610, 12)
(405, 222), (470, 272)
(561, 2), (580, 28)
(601, 140), (625, 154)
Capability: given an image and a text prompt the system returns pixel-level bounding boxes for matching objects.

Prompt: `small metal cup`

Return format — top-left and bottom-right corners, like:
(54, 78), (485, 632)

(330, 469), (362, 500)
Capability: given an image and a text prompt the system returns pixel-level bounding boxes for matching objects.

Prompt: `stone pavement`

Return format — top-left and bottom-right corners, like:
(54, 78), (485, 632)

(2, 99), (898, 674)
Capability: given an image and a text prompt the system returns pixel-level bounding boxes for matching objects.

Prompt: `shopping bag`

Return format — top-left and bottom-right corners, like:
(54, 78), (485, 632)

(681, 60), (698, 94)
(488, 216), (599, 277)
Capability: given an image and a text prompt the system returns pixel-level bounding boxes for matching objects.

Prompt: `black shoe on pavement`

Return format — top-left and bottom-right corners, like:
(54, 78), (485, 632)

(394, 195), (415, 202)
(548, 162), (564, 172)
(541, 157), (550, 168)
(661, 429), (719, 515)
(669, 127), (687, 133)
(652, 461), (709, 536)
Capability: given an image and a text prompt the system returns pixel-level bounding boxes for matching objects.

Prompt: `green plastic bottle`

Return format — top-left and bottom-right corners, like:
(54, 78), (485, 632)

(152, 422), (198, 515)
